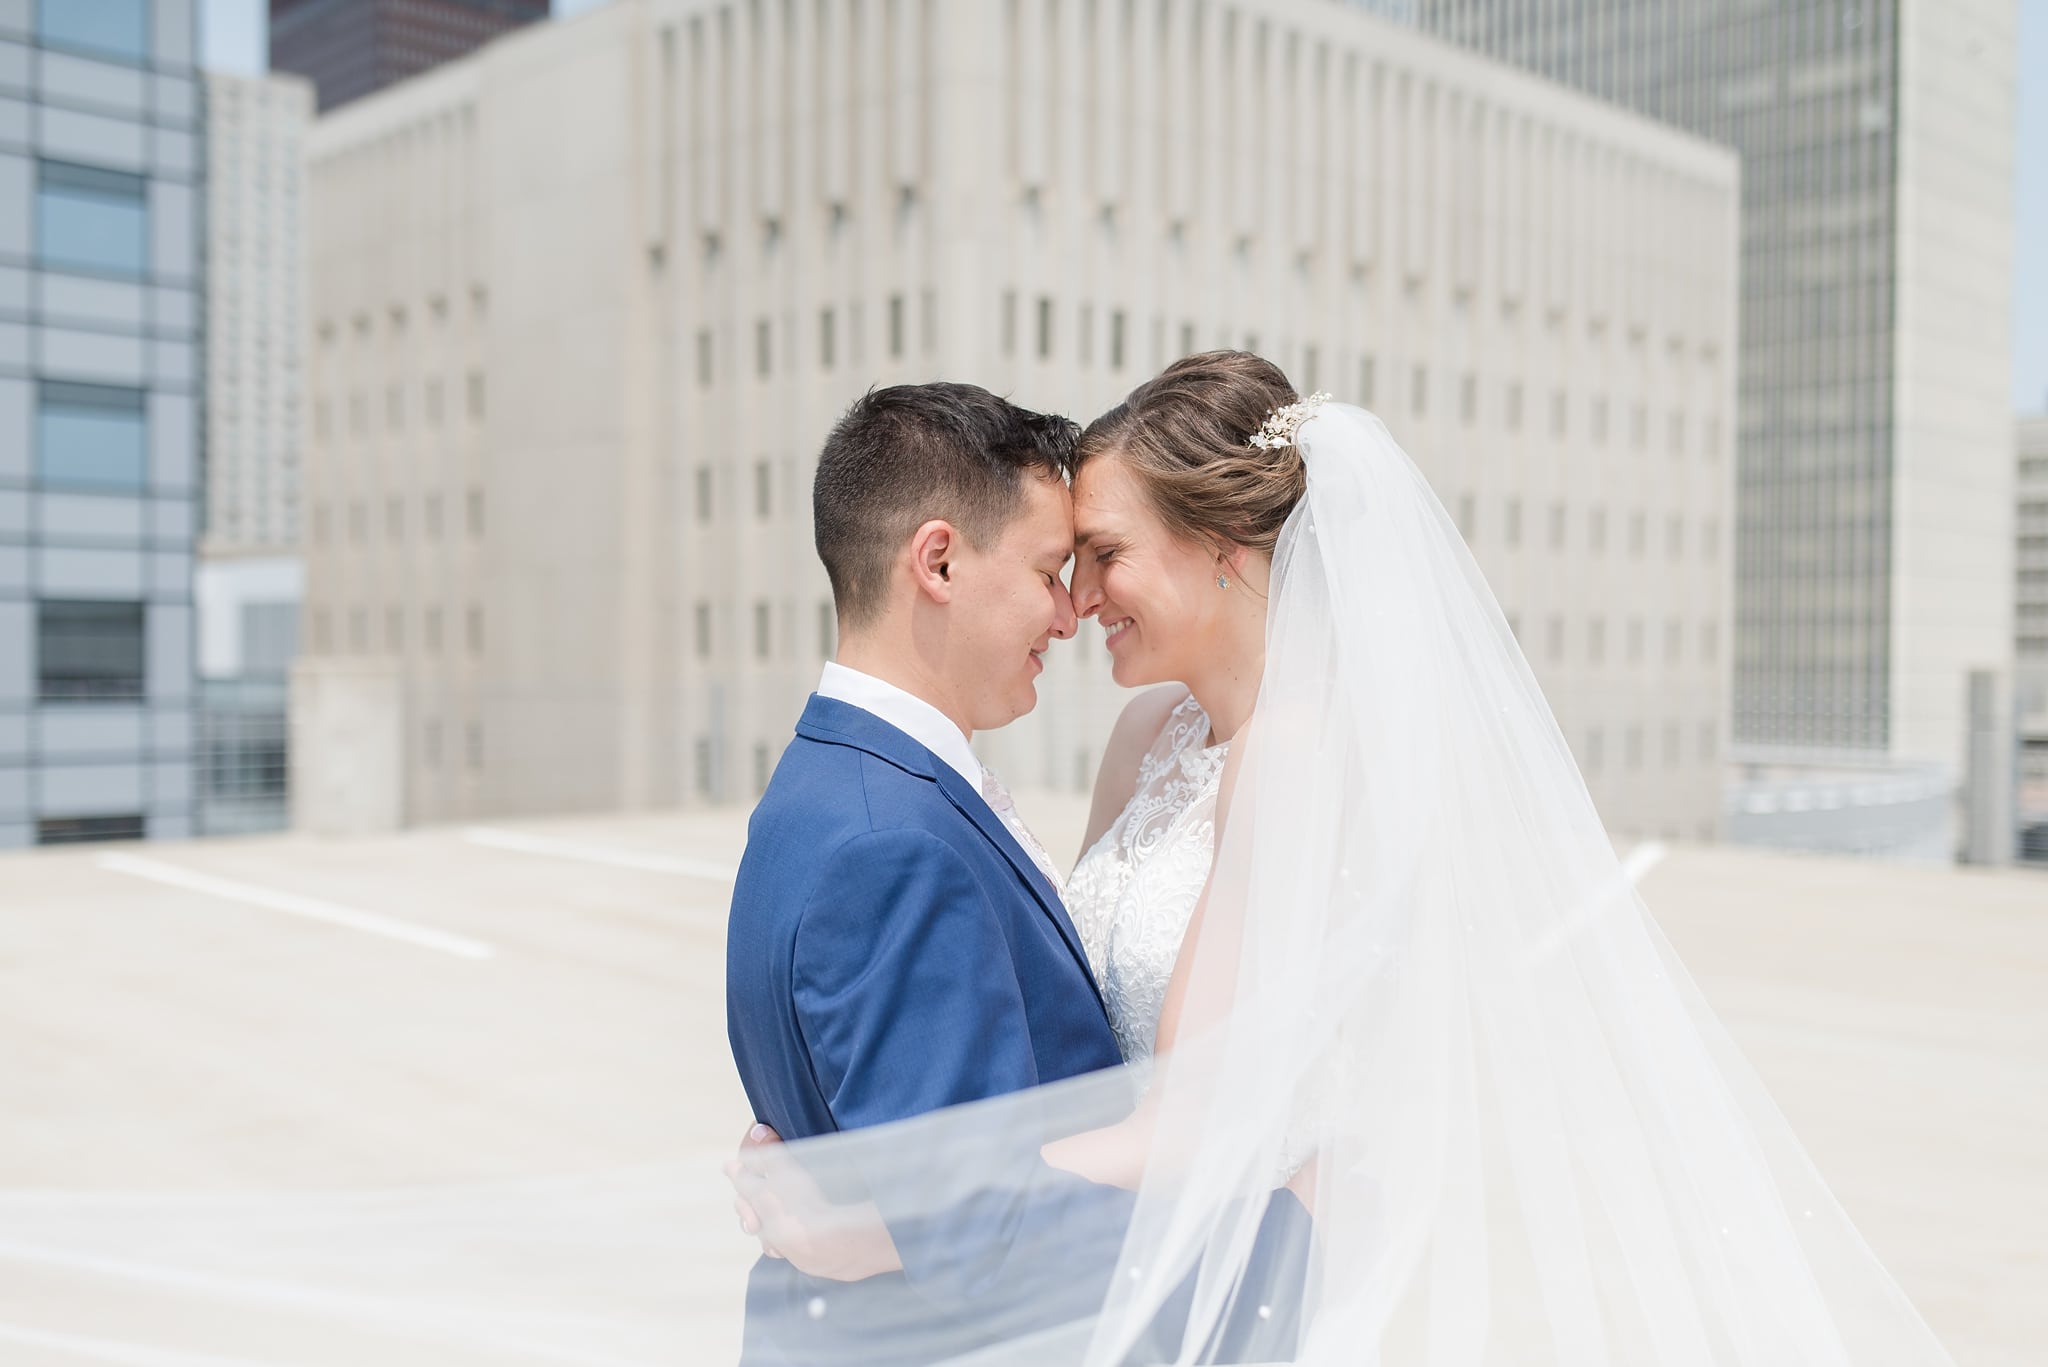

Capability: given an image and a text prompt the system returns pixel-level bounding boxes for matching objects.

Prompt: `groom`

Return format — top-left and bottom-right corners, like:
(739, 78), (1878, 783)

(725, 383), (1302, 1362)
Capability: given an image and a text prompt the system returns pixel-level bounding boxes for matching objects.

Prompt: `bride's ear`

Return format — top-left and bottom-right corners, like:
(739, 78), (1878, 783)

(908, 519), (958, 604)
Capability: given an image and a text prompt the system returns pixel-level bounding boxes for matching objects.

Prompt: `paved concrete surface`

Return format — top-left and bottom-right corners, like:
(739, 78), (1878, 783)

(0, 796), (2039, 1363)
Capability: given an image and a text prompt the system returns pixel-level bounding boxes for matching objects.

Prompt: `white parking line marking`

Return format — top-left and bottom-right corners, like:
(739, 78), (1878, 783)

(0, 1319), (277, 1366)
(95, 854), (496, 961)
(463, 827), (738, 882)
(1621, 841), (1668, 885)
(1520, 842), (1670, 968)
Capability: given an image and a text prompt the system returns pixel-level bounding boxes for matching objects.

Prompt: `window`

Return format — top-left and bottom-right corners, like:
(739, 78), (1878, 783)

(467, 489), (483, 538)
(1181, 322), (1197, 358)
(38, 161), (148, 277)
(1409, 365), (1427, 416)
(1504, 498), (1522, 547)
(753, 601), (771, 660)
(386, 383), (402, 431)
(695, 738), (715, 797)
(697, 328), (714, 387)
(425, 378), (443, 425)
(1591, 397), (1609, 444)
(1301, 345), (1319, 393)
(1456, 494), (1475, 539)
(1589, 508), (1607, 553)
(37, 814), (145, 845)
(753, 743), (771, 796)
(466, 606), (483, 654)
(1000, 292), (1017, 357)
(1110, 311), (1127, 369)
(754, 460), (772, 519)
(1036, 296), (1053, 360)
(1625, 725), (1643, 770)
(467, 372), (485, 421)
(1587, 618), (1606, 665)
(888, 295), (905, 359)
(1548, 503), (1567, 551)
(1359, 355), (1377, 407)
(695, 466), (712, 523)
(1078, 306), (1094, 366)
(695, 602), (712, 659)
(425, 607), (442, 652)
(37, 381), (146, 490)
(1550, 388), (1568, 438)
(756, 317), (773, 377)
(467, 722), (483, 770)
(1629, 511), (1646, 556)
(819, 307), (836, 370)
(37, 0), (149, 62)
(385, 497), (402, 540)
(818, 602), (835, 658)
(1504, 382), (1523, 431)
(1460, 372), (1478, 424)
(37, 600), (145, 701)
(1546, 615), (1565, 663)
(425, 493), (442, 538)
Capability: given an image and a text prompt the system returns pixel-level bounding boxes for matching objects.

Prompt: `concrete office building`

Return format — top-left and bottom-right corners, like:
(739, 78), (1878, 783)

(1405, 0), (2019, 856)
(0, 0), (205, 848)
(203, 69), (311, 560)
(297, 0), (1737, 844)
(189, 73), (312, 838)
(2018, 415), (2048, 862)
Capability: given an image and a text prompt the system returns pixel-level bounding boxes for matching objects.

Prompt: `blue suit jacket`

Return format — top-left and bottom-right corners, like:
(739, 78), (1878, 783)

(724, 695), (1306, 1364)
(727, 694), (1122, 1141)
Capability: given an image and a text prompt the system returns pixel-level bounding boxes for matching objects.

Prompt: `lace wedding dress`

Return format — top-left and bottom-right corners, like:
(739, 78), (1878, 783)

(1064, 692), (1227, 1064)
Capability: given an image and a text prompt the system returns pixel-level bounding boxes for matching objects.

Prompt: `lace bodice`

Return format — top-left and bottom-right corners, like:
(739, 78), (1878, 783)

(1065, 694), (1227, 1063)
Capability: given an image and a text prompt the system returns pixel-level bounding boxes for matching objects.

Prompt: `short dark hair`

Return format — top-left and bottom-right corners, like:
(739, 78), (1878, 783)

(814, 383), (1079, 626)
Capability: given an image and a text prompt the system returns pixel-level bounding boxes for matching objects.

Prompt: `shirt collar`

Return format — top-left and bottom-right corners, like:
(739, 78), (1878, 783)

(817, 662), (982, 790)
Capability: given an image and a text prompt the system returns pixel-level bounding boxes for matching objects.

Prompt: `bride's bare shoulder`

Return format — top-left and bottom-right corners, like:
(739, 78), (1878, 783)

(1077, 686), (1189, 858)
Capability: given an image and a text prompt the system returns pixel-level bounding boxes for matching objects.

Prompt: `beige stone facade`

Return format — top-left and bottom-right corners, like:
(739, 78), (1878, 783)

(299, 0), (1738, 841)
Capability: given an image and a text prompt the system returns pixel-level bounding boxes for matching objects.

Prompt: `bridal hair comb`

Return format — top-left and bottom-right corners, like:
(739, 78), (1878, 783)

(1247, 391), (1332, 451)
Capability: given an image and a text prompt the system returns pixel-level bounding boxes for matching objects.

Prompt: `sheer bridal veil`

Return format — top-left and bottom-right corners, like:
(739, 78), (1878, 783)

(0, 404), (1954, 1366)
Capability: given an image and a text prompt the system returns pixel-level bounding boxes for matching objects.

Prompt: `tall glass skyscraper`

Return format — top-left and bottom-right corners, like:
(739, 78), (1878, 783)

(0, 0), (206, 847)
(1406, 1), (2015, 781)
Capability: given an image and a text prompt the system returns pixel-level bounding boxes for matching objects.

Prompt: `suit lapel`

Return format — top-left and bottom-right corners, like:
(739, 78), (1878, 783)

(795, 695), (1105, 1005)
(929, 765), (1099, 997)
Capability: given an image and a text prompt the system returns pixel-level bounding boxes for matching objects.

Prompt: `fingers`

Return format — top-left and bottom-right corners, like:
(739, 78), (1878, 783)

(745, 1123), (782, 1146)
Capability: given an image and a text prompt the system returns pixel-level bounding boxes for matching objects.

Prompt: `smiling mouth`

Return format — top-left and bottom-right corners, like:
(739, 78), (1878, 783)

(1103, 618), (1133, 648)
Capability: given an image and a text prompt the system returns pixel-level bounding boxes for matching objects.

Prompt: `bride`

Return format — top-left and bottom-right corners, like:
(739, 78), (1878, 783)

(729, 352), (1958, 1365)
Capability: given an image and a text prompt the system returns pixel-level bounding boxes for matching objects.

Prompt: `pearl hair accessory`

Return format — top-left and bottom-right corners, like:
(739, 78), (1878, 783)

(1247, 391), (1332, 451)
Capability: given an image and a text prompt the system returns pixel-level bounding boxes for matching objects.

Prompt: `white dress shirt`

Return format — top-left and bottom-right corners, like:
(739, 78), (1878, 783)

(816, 662), (982, 789)
(815, 662), (1065, 891)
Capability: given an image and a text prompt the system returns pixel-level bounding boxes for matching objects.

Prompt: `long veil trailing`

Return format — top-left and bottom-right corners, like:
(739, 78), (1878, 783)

(0, 405), (1955, 1365)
